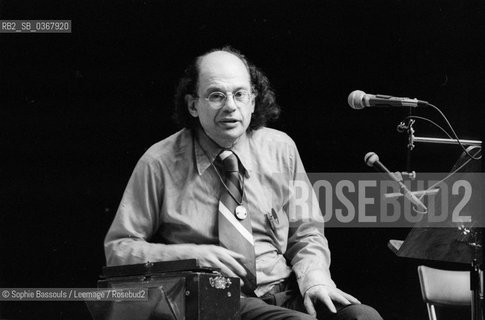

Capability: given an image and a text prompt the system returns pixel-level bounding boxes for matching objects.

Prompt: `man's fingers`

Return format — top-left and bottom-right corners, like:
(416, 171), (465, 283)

(225, 249), (247, 263)
(217, 263), (239, 279)
(304, 286), (361, 318)
(303, 294), (317, 317)
(194, 245), (248, 281)
(207, 247), (246, 278)
(320, 292), (337, 313)
(313, 290), (337, 313)
(329, 292), (351, 306)
(222, 256), (247, 277)
(339, 291), (361, 304)
(219, 248), (247, 277)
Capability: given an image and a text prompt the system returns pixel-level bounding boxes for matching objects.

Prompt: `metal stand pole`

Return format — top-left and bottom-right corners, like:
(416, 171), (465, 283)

(470, 258), (483, 320)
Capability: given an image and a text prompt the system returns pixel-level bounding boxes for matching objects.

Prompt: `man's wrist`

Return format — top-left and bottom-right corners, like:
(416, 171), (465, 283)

(296, 269), (336, 295)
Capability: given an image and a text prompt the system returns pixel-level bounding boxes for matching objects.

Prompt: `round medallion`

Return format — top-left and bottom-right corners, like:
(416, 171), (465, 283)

(235, 205), (248, 220)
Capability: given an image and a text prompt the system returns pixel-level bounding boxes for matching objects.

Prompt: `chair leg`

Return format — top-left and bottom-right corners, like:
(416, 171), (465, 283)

(426, 303), (437, 320)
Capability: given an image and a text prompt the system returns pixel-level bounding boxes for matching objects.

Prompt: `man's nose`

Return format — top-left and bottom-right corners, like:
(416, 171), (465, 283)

(222, 94), (238, 111)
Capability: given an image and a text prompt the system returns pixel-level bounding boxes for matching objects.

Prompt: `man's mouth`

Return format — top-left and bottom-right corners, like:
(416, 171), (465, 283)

(220, 119), (239, 123)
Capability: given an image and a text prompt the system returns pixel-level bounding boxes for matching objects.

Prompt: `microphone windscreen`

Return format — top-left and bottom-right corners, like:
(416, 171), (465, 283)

(364, 152), (379, 167)
(347, 90), (366, 110)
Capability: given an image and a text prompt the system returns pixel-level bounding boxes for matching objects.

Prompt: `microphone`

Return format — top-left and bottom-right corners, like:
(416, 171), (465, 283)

(365, 152), (427, 212)
(348, 90), (427, 110)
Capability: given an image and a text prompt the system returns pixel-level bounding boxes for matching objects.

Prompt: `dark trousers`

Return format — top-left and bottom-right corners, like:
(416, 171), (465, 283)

(240, 281), (383, 320)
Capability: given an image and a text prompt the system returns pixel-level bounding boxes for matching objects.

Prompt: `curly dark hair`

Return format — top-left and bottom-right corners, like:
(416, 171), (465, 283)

(173, 46), (280, 131)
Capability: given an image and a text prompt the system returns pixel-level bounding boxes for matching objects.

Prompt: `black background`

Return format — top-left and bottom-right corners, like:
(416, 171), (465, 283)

(0, 1), (483, 319)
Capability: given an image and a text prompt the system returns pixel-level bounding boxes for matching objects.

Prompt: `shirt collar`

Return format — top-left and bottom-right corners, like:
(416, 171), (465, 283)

(194, 126), (253, 176)
(231, 131), (253, 176)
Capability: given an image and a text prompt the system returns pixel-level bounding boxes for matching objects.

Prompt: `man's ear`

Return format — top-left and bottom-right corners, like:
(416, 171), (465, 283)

(249, 93), (256, 114)
(185, 94), (198, 117)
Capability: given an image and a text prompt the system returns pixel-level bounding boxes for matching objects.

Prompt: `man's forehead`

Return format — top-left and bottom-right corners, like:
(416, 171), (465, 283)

(198, 51), (250, 82)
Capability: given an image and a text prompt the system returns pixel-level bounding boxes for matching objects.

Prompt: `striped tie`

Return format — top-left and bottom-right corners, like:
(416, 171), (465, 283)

(217, 150), (257, 294)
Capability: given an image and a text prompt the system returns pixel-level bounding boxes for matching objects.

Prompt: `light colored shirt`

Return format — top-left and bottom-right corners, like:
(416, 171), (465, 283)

(104, 127), (336, 296)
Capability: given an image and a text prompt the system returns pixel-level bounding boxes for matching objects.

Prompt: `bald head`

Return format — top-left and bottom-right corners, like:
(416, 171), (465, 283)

(196, 50), (251, 95)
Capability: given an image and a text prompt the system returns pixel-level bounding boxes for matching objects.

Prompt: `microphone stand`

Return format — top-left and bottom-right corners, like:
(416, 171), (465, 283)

(399, 113), (483, 320)
(412, 136), (482, 147)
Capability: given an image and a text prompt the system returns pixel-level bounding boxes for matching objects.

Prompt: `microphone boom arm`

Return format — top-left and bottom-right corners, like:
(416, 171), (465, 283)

(413, 136), (482, 146)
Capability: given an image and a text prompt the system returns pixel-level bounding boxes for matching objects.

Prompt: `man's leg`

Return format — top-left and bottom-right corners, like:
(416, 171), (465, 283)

(240, 297), (315, 320)
(277, 289), (383, 320)
(316, 303), (383, 320)
(240, 277), (383, 320)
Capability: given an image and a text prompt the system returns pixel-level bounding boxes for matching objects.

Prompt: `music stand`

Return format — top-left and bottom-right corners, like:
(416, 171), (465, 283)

(389, 145), (483, 320)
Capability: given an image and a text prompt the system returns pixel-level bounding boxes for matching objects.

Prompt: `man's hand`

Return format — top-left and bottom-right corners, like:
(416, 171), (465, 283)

(179, 244), (247, 279)
(303, 285), (361, 317)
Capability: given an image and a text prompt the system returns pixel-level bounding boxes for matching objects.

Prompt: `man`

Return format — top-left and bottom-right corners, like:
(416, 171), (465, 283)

(105, 47), (382, 320)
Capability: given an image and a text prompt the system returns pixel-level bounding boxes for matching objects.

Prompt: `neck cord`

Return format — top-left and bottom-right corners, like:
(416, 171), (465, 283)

(210, 157), (246, 205)
(194, 132), (246, 205)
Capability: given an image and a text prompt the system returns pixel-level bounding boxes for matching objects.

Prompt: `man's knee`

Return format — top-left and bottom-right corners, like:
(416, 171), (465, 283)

(241, 297), (315, 320)
(333, 304), (383, 320)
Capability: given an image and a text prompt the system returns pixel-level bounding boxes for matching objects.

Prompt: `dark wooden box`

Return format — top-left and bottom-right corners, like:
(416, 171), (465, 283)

(88, 260), (240, 320)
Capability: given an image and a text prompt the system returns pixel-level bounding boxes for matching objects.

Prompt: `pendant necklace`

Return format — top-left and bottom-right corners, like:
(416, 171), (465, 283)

(195, 131), (248, 220)
(209, 158), (248, 220)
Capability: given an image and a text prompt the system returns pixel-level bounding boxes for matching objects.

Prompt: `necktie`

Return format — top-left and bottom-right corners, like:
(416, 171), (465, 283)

(217, 150), (257, 294)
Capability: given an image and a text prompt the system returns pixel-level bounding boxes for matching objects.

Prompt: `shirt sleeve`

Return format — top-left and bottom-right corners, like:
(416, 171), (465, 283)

(104, 153), (168, 266)
(283, 140), (337, 295)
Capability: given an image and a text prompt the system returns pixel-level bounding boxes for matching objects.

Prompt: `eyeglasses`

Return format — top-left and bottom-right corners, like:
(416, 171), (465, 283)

(198, 90), (254, 109)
